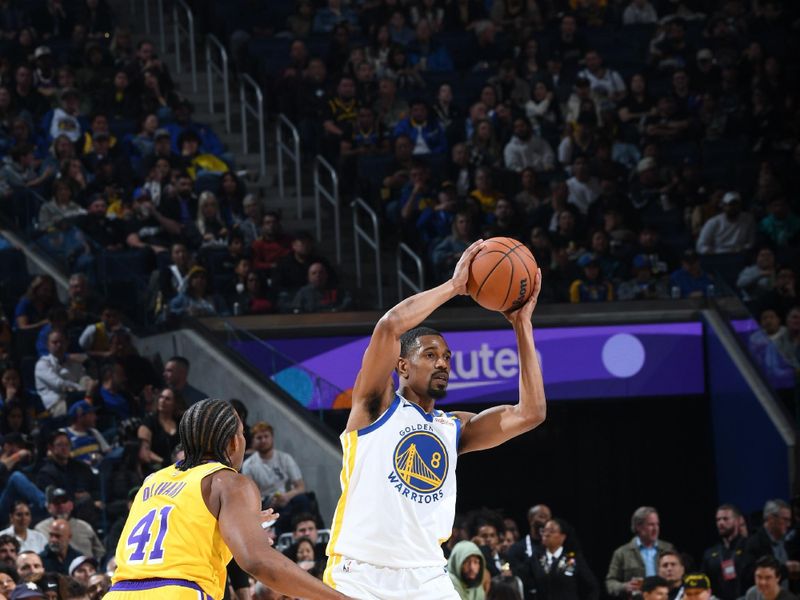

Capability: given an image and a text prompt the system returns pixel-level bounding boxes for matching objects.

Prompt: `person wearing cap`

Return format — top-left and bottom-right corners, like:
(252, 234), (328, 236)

(164, 98), (225, 158)
(69, 556), (97, 585)
(570, 253), (614, 303)
(65, 400), (110, 467)
(696, 191), (755, 255)
(683, 573), (721, 600)
(617, 254), (669, 300)
(79, 112), (117, 157)
(0, 501), (47, 554)
(34, 486), (103, 562)
(49, 88), (83, 143)
(669, 250), (714, 299)
(9, 582), (45, 600)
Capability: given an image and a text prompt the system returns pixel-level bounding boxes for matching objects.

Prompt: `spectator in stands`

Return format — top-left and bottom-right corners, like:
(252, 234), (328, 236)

(39, 519), (79, 574)
(488, 61), (530, 112)
(162, 355), (206, 407)
(737, 247), (776, 303)
(34, 329), (90, 417)
(447, 540), (486, 600)
(35, 431), (100, 517)
(433, 210), (475, 281)
(393, 99), (447, 156)
(49, 88), (83, 144)
(322, 76), (359, 158)
(0, 501), (46, 553)
(234, 270), (273, 316)
(696, 192), (755, 255)
(483, 198), (523, 240)
(629, 157), (664, 211)
(16, 550), (45, 583)
(124, 188), (179, 255)
(33, 487), (102, 561)
(78, 305), (125, 359)
(618, 255), (669, 301)
(644, 96), (690, 143)
(642, 576), (670, 599)
(64, 401), (109, 468)
(69, 555), (97, 586)
(605, 506), (676, 597)
(156, 242), (192, 305)
(251, 211), (292, 275)
(193, 191), (228, 248)
(241, 421), (313, 534)
(372, 77), (408, 133)
(526, 517), (599, 600)
(0, 533), (17, 568)
(467, 118), (502, 170)
(93, 358), (137, 423)
(292, 262), (352, 314)
(14, 275), (58, 331)
(745, 499), (795, 575)
(469, 167), (502, 216)
(566, 156), (600, 216)
(570, 253), (614, 303)
(504, 116), (555, 173)
(312, 0), (358, 34)
(701, 504), (749, 600)
(416, 181), (458, 244)
(394, 159), (436, 226)
(339, 106), (388, 179)
(2, 143), (54, 194)
(657, 551), (685, 598)
(234, 194), (261, 248)
(407, 18), (454, 73)
(11, 65), (48, 120)
(273, 232), (333, 306)
(746, 555), (795, 600)
(507, 504), (551, 568)
(164, 99), (224, 158)
(160, 172), (198, 231)
(578, 50), (626, 103)
(759, 196), (800, 250)
(670, 250), (714, 299)
(138, 387), (183, 465)
(77, 194), (125, 252)
(623, 0), (658, 24)
(167, 264), (226, 318)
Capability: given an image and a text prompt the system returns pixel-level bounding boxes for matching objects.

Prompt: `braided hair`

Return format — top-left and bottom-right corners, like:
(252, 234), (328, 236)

(177, 398), (240, 470)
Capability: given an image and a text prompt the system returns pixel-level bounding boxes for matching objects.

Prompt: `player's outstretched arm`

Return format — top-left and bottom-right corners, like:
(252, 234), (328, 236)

(456, 268), (546, 454)
(214, 471), (353, 600)
(348, 240), (485, 429)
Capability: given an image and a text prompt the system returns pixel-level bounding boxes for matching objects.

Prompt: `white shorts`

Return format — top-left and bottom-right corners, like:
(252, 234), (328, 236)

(324, 556), (461, 600)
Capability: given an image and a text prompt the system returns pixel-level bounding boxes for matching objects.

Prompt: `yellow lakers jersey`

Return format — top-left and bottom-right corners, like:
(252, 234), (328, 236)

(112, 462), (235, 599)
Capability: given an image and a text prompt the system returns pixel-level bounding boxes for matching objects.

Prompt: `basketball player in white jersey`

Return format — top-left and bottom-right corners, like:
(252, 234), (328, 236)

(324, 239), (547, 599)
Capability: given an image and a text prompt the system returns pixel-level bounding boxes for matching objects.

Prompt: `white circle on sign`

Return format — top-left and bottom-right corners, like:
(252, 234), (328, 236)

(601, 333), (645, 378)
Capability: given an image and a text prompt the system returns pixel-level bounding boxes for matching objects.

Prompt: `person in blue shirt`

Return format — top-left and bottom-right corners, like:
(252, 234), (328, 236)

(669, 249), (714, 298)
(406, 18), (454, 73)
(393, 99), (448, 156)
(163, 99), (225, 158)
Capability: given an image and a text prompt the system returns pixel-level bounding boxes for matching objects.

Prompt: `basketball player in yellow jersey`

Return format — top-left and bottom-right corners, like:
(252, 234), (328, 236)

(324, 239), (547, 599)
(106, 399), (353, 600)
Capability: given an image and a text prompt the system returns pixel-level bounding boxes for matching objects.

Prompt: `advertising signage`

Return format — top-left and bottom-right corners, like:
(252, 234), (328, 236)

(230, 322), (705, 409)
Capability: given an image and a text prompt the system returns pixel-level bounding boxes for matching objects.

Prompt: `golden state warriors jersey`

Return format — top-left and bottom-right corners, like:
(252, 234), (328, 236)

(112, 462), (235, 599)
(325, 394), (460, 569)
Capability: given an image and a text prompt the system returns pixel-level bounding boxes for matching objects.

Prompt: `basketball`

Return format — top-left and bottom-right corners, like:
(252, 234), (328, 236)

(467, 237), (538, 312)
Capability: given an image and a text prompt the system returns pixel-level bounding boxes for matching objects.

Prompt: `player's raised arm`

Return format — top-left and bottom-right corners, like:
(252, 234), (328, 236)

(214, 471), (353, 600)
(456, 268), (546, 454)
(348, 240), (485, 428)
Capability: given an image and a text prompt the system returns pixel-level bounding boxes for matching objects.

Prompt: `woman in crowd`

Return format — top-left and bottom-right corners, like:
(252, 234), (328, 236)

(14, 275), (60, 331)
(137, 387), (185, 465)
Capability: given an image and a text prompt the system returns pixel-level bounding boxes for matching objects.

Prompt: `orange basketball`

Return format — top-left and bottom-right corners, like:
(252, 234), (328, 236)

(467, 237), (538, 312)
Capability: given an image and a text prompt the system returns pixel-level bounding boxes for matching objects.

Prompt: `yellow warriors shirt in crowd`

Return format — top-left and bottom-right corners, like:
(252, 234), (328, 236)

(108, 461), (235, 600)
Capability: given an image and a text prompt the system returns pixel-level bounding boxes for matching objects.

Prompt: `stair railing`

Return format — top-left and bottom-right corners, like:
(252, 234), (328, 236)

(206, 35), (231, 133)
(172, 0), (197, 92)
(240, 74), (267, 182)
(313, 156), (341, 264)
(397, 242), (424, 301)
(276, 114), (303, 218)
(352, 197), (382, 309)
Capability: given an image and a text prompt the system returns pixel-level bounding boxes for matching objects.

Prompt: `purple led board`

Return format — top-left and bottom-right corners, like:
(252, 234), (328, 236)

(231, 322), (705, 409)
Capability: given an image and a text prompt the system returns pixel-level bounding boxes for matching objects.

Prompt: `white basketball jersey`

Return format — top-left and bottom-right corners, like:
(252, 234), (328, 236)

(326, 394), (460, 568)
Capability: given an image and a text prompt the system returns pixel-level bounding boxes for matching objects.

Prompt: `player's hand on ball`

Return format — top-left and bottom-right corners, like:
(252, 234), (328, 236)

(451, 239), (484, 295)
(502, 268), (542, 325)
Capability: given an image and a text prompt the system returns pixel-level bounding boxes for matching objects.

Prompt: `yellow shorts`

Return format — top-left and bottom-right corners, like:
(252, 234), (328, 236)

(104, 579), (215, 600)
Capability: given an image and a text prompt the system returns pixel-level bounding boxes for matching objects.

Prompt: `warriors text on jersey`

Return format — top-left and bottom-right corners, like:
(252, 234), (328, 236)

(109, 462), (235, 599)
(325, 394), (461, 571)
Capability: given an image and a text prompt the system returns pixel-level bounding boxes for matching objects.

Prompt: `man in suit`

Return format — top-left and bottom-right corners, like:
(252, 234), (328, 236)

(744, 499), (799, 588)
(606, 506), (677, 597)
(522, 517), (599, 600)
(508, 504), (552, 569)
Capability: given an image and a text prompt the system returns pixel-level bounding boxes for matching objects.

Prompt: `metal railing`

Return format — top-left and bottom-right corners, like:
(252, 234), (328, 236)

(205, 35), (231, 134)
(139, 0), (165, 53)
(276, 114), (303, 219)
(314, 156), (341, 264)
(397, 242), (424, 301)
(352, 197), (382, 309)
(173, 0), (197, 92)
(240, 74), (267, 181)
